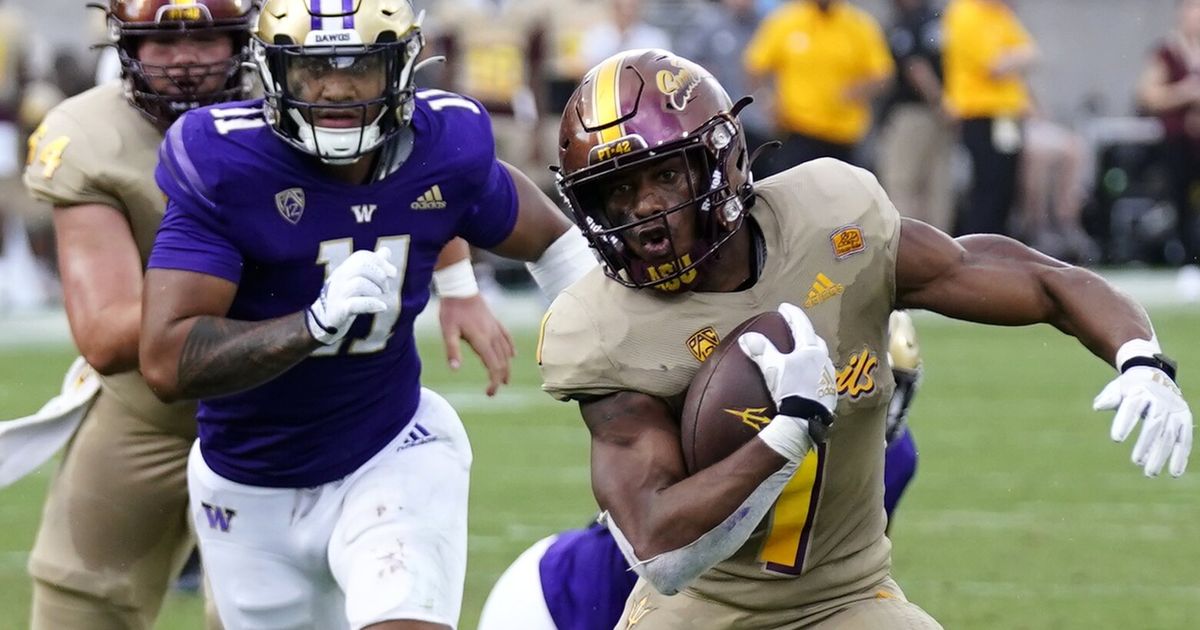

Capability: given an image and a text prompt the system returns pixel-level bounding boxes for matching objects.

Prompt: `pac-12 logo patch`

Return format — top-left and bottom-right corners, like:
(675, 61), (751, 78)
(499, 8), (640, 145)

(275, 188), (305, 225)
(831, 225), (866, 259)
(686, 326), (721, 362)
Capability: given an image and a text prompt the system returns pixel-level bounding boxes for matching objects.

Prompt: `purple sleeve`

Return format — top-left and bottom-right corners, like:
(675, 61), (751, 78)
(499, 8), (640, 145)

(148, 114), (244, 283)
(456, 159), (520, 250)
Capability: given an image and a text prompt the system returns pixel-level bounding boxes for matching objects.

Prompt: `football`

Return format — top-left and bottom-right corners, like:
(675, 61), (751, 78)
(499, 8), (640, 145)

(680, 311), (794, 474)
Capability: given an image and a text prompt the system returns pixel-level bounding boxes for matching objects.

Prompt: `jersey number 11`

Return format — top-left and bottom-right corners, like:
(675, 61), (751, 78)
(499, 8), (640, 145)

(312, 236), (410, 356)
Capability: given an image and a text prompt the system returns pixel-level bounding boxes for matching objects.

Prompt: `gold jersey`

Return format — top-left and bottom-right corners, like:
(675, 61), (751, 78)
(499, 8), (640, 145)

(23, 82), (196, 432)
(539, 158), (901, 617)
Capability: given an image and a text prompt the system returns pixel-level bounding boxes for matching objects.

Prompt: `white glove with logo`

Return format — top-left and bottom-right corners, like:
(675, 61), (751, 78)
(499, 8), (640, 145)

(739, 302), (838, 462)
(306, 248), (398, 345)
(1094, 365), (1193, 478)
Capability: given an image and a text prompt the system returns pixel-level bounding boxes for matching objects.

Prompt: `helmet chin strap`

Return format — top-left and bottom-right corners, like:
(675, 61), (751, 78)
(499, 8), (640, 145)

(288, 107), (387, 164)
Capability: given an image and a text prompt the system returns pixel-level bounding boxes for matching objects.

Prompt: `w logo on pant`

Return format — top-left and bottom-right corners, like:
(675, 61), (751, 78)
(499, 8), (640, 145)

(201, 502), (237, 532)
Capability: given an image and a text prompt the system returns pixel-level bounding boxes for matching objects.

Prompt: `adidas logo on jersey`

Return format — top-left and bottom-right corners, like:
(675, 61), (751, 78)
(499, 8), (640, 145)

(411, 185), (447, 210)
(804, 273), (844, 308)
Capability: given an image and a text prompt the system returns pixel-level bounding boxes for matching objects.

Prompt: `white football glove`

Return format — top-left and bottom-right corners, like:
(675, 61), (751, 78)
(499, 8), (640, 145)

(738, 303), (838, 462)
(306, 248), (398, 345)
(1094, 365), (1193, 478)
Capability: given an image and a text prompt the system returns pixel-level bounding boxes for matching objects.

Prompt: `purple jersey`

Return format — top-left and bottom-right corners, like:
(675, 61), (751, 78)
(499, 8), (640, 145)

(149, 91), (518, 488)
(540, 522), (640, 630)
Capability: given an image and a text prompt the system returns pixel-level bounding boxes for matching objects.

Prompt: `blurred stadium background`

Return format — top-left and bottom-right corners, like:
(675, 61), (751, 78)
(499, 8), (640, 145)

(2, 0), (1199, 629)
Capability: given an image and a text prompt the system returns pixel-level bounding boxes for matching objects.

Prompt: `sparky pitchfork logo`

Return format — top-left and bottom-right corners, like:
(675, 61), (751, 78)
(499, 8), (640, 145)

(275, 187), (306, 224)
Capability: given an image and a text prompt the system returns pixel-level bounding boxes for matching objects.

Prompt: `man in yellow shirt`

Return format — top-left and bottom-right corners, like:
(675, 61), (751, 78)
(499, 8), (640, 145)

(744, 0), (894, 175)
(943, 0), (1038, 235)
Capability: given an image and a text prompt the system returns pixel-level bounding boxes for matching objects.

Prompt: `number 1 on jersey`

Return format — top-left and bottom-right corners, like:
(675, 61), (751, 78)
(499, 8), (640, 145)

(760, 447), (824, 575)
(313, 235), (410, 356)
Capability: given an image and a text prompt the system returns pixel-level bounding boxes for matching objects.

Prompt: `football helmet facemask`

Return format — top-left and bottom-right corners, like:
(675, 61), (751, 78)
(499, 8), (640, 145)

(253, 0), (424, 164)
(100, 0), (254, 126)
(557, 49), (755, 292)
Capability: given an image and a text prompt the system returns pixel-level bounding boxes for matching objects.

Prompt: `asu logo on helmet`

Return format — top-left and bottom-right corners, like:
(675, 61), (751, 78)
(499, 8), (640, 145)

(556, 49), (756, 293)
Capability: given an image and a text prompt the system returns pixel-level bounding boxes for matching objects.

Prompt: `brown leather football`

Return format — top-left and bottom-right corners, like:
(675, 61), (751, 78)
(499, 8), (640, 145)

(680, 311), (794, 474)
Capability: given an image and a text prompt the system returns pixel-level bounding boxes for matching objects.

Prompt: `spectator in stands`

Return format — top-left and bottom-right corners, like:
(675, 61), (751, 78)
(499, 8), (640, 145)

(580, 0), (670, 70)
(878, 0), (955, 233)
(427, 0), (545, 186)
(1137, 0), (1200, 297)
(0, 0), (54, 313)
(943, 0), (1037, 236)
(675, 0), (772, 155)
(1017, 104), (1100, 265)
(743, 0), (894, 175)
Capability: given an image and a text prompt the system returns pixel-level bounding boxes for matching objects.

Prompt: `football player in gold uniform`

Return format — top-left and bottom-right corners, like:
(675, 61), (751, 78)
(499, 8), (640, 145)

(21, 2), (514, 628)
(538, 49), (1192, 629)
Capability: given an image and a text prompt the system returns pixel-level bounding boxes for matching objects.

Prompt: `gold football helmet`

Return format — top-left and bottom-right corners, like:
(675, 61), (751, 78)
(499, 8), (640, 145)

(886, 310), (922, 441)
(253, 0), (425, 163)
(98, 0), (254, 125)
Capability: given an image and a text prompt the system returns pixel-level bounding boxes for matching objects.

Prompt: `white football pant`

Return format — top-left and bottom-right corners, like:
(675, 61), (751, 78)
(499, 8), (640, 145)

(187, 388), (472, 630)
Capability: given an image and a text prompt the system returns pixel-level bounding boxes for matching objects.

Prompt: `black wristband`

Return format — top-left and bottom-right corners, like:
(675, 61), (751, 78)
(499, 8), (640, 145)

(1120, 353), (1178, 382)
(306, 306), (337, 335)
(778, 396), (835, 445)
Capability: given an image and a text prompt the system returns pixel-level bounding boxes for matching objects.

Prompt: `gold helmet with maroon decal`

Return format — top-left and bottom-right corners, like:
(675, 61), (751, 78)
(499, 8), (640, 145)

(557, 49), (755, 292)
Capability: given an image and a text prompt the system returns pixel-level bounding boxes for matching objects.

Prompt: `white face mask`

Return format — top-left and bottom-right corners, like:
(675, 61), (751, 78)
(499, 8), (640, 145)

(287, 107), (386, 164)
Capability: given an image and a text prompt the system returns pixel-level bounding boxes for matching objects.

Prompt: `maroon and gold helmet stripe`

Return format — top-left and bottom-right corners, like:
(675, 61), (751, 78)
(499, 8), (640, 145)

(591, 52), (627, 145)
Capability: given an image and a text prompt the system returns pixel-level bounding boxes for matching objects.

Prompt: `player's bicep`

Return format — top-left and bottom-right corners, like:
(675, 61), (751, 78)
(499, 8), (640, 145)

(580, 392), (686, 520)
(895, 218), (1063, 324)
(54, 203), (142, 316)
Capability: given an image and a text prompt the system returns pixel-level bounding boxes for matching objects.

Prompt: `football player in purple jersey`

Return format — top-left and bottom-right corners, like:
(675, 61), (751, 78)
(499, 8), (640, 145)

(137, 0), (595, 628)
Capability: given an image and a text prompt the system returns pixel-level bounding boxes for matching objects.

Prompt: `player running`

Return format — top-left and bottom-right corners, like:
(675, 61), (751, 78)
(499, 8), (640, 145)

(137, 0), (594, 628)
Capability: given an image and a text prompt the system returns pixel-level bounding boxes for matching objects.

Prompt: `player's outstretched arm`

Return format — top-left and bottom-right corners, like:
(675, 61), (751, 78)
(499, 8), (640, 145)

(894, 219), (1192, 477)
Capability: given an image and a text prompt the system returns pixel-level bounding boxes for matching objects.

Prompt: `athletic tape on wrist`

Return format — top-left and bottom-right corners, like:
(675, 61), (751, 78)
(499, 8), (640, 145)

(432, 259), (480, 299)
(756, 415), (812, 463)
(526, 225), (598, 299)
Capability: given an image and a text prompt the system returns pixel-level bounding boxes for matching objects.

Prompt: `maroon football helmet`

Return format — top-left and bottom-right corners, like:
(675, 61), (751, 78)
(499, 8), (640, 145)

(99, 0), (254, 125)
(557, 49), (754, 292)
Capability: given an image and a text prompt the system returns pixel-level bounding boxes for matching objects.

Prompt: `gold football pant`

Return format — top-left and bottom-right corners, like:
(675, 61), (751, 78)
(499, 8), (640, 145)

(27, 392), (217, 630)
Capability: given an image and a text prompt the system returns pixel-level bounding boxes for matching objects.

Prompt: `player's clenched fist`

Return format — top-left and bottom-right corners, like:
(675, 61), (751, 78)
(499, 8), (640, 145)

(739, 303), (838, 462)
(306, 248), (398, 345)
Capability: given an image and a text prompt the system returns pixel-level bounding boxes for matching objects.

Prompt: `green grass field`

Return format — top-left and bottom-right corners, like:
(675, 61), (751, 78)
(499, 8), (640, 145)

(1, 309), (1198, 629)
